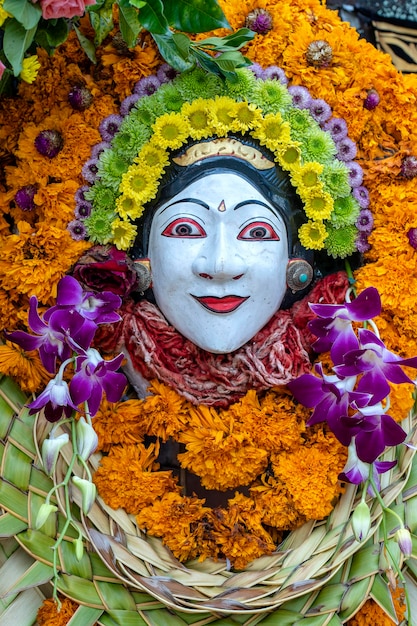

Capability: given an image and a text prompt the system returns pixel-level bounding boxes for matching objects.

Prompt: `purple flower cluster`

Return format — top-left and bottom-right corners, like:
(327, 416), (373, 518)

(288, 287), (417, 484)
(6, 276), (126, 422)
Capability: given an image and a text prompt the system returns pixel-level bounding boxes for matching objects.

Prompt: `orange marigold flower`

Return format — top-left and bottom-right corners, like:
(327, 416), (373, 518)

(36, 596), (80, 625)
(136, 491), (210, 562)
(93, 396), (147, 452)
(347, 585), (406, 626)
(251, 474), (306, 529)
(140, 379), (191, 441)
(94, 443), (179, 514)
(0, 341), (51, 394)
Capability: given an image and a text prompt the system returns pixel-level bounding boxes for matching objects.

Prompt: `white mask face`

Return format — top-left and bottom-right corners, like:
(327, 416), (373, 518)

(148, 172), (289, 353)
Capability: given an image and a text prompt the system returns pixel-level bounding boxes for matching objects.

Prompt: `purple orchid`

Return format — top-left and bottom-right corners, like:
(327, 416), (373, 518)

(308, 287), (381, 364)
(339, 440), (397, 486)
(70, 348), (126, 416)
(45, 275), (122, 328)
(5, 296), (94, 373)
(334, 328), (417, 403)
(28, 377), (79, 422)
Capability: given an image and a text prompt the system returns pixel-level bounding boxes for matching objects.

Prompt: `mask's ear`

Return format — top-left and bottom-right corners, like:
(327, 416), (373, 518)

(133, 258), (152, 293)
(280, 244), (315, 309)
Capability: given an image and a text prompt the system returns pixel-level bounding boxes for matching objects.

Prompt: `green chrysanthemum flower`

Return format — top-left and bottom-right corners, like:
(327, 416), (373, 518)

(129, 95), (165, 127)
(251, 79), (292, 114)
(224, 68), (256, 100)
(284, 108), (317, 139)
(331, 195), (360, 227)
(96, 150), (130, 191)
(175, 67), (224, 101)
(111, 120), (151, 160)
(301, 128), (337, 163)
(85, 182), (117, 211)
(325, 224), (357, 258)
(155, 82), (185, 112)
(321, 160), (351, 198)
(85, 208), (115, 244)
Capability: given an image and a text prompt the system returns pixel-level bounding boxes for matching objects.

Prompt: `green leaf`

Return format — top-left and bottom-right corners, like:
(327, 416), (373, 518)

(74, 26), (97, 63)
(129, 0), (147, 8)
(88, 0), (114, 46)
(3, 18), (37, 76)
(151, 33), (195, 72)
(171, 32), (191, 59)
(163, 0), (230, 33)
(138, 0), (170, 35)
(119, 4), (142, 48)
(197, 28), (255, 51)
(34, 18), (69, 52)
(3, 0), (42, 30)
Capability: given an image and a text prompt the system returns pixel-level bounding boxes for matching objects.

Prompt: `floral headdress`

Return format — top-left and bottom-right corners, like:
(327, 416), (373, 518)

(71, 65), (371, 259)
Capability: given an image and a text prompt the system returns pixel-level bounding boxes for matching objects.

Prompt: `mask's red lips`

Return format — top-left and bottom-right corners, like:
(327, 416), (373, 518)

(193, 295), (249, 313)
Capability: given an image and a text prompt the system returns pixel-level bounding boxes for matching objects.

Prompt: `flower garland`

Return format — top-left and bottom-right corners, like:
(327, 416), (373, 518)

(73, 66), (368, 258)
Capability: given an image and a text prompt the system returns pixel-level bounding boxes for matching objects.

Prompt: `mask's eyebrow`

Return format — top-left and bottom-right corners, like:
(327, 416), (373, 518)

(234, 199), (276, 214)
(159, 198), (210, 214)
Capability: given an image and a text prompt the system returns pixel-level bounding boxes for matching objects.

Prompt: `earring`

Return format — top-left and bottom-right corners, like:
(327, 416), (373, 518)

(286, 258), (313, 293)
(133, 258), (152, 292)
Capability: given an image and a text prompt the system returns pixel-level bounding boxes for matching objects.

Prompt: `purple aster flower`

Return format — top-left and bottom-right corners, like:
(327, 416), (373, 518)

(353, 186), (370, 209)
(356, 209), (374, 234)
(133, 75), (161, 98)
(120, 93), (141, 117)
(14, 185), (37, 211)
(70, 349), (126, 416)
(324, 117), (348, 142)
(75, 185), (90, 204)
(68, 219), (87, 241)
(248, 62), (265, 79)
(91, 141), (111, 160)
(346, 160), (364, 188)
(68, 84), (93, 111)
(82, 158), (100, 184)
(334, 328), (417, 404)
(245, 8), (273, 34)
(5, 296), (94, 373)
(156, 63), (179, 84)
(336, 137), (357, 162)
(339, 440), (397, 485)
(407, 227), (417, 249)
(99, 114), (123, 142)
(401, 155), (417, 180)
(288, 85), (312, 109)
(363, 89), (380, 111)
(28, 377), (79, 422)
(308, 287), (381, 364)
(356, 231), (371, 254)
(75, 200), (92, 220)
(34, 129), (64, 158)
(45, 276), (121, 336)
(309, 98), (332, 124)
(263, 65), (288, 84)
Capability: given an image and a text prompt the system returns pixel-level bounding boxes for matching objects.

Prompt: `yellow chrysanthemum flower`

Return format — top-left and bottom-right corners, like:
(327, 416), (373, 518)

(20, 55), (41, 84)
(152, 112), (191, 149)
(233, 101), (263, 133)
(111, 218), (137, 250)
(251, 113), (292, 151)
(275, 142), (302, 171)
(120, 165), (159, 204)
(208, 96), (238, 134)
(134, 143), (169, 172)
(115, 192), (144, 221)
(298, 220), (328, 250)
(290, 162), (324, 191)
(303, 192), (334, 221)
(181, 98), (214, 140)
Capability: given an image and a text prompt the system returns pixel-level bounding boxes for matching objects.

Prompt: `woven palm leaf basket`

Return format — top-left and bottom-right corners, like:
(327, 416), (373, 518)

(2, 0), (417, 624)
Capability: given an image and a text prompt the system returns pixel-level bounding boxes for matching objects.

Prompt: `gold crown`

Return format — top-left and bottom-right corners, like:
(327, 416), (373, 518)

(172, 137), (275, 170)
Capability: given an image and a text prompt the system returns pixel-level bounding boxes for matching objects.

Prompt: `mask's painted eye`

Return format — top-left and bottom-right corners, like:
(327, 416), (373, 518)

(162, 218), (207, 238)
(237, 221), (280, 240)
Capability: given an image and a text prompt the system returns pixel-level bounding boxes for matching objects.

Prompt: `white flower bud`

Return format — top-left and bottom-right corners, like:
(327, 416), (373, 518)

(41, 432), (69, 475)
(395, 527), (412, 559)
(76, 417), (98, 461)
(351, 500), (371, 542)
(72, 476), (96, 515)
(35, 503), (58, 529)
